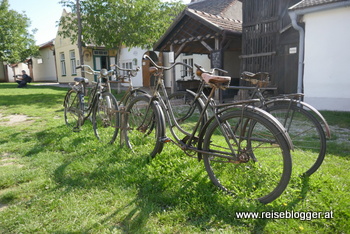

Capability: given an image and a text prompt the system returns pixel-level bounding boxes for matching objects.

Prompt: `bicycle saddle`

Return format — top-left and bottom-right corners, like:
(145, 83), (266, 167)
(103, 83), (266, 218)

(74, 77), (89, 84)
(241, 71), (269, 79)
(201, 73), (231, 86)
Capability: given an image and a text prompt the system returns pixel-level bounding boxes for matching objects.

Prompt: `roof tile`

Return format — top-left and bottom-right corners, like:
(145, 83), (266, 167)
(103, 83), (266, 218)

(189, 9), (242, 33)
(290, 0), (349, 10)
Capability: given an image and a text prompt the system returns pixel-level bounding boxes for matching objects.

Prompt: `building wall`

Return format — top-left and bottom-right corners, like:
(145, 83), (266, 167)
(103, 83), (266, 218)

(175, 53), (210, 82)
(303, 7), (350, 111)
(32, 47), (57, 82)
(0, 62), (6, 82)
(118, 47), (145, 87)
(6, 64), (30, 83)
(54, 34), (85, 83)
(118, 48), (210, 89)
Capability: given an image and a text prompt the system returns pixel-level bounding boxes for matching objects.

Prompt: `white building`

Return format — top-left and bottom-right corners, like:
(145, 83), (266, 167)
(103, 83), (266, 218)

(289, 0), (350, 111)
(32, 40), (57, 82)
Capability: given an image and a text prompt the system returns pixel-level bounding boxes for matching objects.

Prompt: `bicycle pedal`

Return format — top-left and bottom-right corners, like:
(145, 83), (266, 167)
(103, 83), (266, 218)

(159, 137), (172, 143)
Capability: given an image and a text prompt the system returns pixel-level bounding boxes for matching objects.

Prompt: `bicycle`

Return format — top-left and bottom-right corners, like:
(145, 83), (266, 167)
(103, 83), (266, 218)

(123, 55), (293, 204)
(169, 68), (330, 176)
(63, 65), (119, 144)
(107, 64), (148, 144)
(180, 70), (330, 176)
(239, 71), (330, 176)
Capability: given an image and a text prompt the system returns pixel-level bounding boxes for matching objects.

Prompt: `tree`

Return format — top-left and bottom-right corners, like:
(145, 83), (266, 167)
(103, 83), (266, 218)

(58, 0), (186, 50)
(0, 0), (39, 64)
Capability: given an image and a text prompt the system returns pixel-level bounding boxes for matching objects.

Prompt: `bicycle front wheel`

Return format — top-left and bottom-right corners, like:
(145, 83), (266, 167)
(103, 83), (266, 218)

(267, 102), (326, 176)
(64, 89), (83, 132)
(92, 92), (119, 144)
(202, 109), (292, 204)
(124, 95), (165, 158)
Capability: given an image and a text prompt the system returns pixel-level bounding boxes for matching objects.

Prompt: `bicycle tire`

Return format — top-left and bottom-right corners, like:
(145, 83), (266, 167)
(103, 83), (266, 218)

(122, 89), (148, 107)
(64, 89), (83, 132)
(267, 102), (326, 176)
(124, 95), (165, 158)
(92, 92), (119, 144)
(202, 109), (292, 204)
(168, 91), (206, 140)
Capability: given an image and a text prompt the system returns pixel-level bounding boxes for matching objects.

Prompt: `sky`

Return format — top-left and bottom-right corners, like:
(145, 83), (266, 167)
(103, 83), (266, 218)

(8, 0), (192, 46)
(8, 0), (63, 45)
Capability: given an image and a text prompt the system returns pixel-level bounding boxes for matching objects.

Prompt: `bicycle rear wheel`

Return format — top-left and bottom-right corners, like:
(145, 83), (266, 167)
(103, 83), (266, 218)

(124, 95), (165, 158)
(202, 109), (292, 204)
(64, 89), (83, 132)
(267, 102), (326, 176)
(92, 92), (119, 144)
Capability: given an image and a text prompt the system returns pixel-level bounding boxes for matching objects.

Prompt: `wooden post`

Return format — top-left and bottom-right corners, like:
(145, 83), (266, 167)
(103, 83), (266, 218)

(76, 0), (84, 77)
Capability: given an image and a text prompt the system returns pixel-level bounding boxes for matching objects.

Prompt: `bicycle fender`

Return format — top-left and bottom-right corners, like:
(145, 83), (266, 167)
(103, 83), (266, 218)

(63, 90), (74, 107)
(197, 105), (294, 161)
(197, 114), (216, 161)
(249, 105), (294, 151)
(266, 99), (331, 138)
(122, 89), (148, 105)
(152, 99), (167, 153)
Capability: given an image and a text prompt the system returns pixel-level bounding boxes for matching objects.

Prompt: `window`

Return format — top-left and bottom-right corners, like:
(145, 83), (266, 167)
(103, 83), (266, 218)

(60, 53), (66, 76)
(182, 58), (193, 78)
(93, 50), (108, 56)
(122, 62), (132, 76)
(70, 50), (77, 75)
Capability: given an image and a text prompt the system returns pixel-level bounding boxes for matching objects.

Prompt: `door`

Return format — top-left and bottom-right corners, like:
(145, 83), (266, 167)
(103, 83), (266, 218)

(94, 53), (109, 81)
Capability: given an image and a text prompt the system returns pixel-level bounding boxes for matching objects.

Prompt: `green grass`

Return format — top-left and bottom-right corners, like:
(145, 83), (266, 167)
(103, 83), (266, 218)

(0, 83), (349, 233)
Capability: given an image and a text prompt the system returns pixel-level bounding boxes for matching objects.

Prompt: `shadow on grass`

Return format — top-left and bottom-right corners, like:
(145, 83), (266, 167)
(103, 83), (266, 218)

(23, 124), (82, 157)
(50, 145), (312, 233)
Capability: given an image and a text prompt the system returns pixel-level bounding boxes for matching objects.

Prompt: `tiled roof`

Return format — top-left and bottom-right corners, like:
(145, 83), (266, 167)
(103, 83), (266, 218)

(290, 0), (349, 10)
(189, 9), (242, 33)
(188, 0), (237, 16)
(38, 39), (55, 49)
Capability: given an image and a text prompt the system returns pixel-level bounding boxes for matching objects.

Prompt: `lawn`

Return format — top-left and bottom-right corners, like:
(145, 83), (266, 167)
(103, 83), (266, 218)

(0, 83), (349, 233)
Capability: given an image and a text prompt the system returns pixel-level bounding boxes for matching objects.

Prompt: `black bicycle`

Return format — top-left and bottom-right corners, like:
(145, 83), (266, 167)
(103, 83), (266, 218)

(63, 65), (119, 144)
(123, 55), (293, 204)
(169, 69), (330, 176)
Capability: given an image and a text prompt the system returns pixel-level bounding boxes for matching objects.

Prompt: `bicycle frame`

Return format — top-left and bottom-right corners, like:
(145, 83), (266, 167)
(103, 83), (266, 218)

(180, 75), (331, 139)
(65, 65), (114, 128)
(139, 59), (258, 161)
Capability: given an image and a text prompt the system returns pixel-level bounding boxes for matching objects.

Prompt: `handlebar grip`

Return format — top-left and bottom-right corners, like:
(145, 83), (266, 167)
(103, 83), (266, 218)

(194, 63), (202, 69)
(76, 66), (82, 69)
(214, 68), (228, 74)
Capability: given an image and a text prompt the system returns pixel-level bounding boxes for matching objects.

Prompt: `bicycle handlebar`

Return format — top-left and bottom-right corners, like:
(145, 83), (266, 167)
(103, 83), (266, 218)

(76, 65), (114, 77)
(143, 54), (193, 71)
(194, 63), (228, 75)
(76, 65), (100, 75)
(110, 64), (140, 77)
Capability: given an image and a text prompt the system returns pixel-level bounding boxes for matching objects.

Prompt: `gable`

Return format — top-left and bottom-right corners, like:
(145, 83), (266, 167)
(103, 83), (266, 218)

(154, 8), (242, 54)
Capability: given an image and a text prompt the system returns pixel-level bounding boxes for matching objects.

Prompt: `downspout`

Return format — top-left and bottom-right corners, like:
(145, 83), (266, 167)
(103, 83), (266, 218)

(288, 11), (304, 94)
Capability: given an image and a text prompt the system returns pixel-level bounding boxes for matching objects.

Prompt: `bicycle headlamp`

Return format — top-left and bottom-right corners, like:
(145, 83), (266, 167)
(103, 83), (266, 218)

(100, 69), (108, 77)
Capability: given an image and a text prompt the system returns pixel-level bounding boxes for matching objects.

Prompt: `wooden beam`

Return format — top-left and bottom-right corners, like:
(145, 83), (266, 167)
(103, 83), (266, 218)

(175, 42), (188, 59)
(170, 44), (176, 94)
(215, 37), (220, 50)
(239, 51), (276, 59)
(201, 40), (213, 52)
